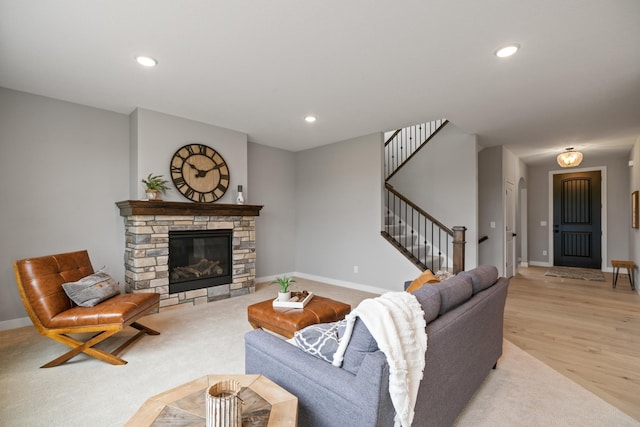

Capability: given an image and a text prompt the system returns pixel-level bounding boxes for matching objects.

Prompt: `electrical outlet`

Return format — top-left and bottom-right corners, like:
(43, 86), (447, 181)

(353, 265), (359, 273)
(543, 250), (547, 256)
(490, 221), (496, 228)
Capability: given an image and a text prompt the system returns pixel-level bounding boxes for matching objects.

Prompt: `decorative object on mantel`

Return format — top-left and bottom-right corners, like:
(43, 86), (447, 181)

(273, 291), (313, 308)
(236, 185), (245, 205)
(556, 147), (583, 168)
(170, 143), (230, 203)
(206, 379), (242, 427)
(271, 276), (296, 301)
(141, 173), (170, 200)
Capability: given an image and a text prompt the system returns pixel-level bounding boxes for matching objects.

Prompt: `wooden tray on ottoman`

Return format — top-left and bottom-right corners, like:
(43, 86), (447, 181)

(272, 292), (314, 308)
(248, 295), (351, 338)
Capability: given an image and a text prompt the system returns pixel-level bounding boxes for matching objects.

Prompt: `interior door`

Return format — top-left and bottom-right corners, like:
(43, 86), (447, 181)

(505, 180), (515, 277)
(553, 171), (602, 268)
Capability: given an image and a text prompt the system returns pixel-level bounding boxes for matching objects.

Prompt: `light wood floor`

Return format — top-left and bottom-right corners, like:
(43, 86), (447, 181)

(504, 266), (640, 421)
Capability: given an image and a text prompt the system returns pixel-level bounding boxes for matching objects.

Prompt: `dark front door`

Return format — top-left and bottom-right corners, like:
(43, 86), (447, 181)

(553, 171), (601, 268)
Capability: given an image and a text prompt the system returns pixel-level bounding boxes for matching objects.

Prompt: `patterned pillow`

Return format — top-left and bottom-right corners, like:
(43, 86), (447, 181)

(293, 319), (347, 363)
(62, 272), (121, 307)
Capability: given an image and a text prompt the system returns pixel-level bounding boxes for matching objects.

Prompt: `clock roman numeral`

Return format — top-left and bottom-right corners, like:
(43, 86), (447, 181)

(184, 187), (195, 199)
(185, 145), (196, 156)
(173, 176), (186, 189)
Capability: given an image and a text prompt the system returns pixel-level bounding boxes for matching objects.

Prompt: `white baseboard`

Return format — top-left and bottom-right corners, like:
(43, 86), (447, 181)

(257, 272), (388, 295)
(0, 317), (32, 331)
(528, 261), (552, 267)
(519, 262), (529, 267)
(292, 272), (388, 295)
(255, 273), (297, 285)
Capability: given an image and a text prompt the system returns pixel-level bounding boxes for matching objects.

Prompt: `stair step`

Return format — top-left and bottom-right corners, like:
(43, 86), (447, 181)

(386, 224), (405, 235)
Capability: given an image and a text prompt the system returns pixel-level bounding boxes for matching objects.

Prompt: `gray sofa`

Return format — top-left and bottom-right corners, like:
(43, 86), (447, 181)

(245, 265), (509, 427)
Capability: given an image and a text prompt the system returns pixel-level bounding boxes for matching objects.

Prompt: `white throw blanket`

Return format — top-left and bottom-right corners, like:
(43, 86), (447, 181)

(332, 292), (427, 427)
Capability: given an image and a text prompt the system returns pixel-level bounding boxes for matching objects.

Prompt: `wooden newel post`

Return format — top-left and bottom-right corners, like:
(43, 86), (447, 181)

(452, 226), (466, 274)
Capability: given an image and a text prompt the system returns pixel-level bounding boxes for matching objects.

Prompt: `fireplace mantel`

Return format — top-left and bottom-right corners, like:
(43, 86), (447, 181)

(116, 200), (263, 217)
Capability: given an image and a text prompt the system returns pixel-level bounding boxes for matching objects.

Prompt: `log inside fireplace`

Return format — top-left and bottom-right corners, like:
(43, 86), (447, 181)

(168, 229), (233, 294)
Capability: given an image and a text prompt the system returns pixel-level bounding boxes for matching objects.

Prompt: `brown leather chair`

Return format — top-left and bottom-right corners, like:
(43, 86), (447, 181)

(13, 250), (160, 368)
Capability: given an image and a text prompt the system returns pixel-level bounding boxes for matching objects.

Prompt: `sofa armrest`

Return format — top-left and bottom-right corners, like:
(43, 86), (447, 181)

(245, 329), (394, 427)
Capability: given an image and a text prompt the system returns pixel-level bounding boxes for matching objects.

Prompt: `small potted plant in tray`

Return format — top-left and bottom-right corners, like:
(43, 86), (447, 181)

(271, 276), (296, 301)
(142, 173), (170, 201)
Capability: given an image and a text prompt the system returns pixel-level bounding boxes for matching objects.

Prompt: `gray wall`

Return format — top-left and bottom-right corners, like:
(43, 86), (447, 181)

(478, 146), (504, 270)
(0, 88), (130, 327)
(131, 108), (248, 203)
(0, 88), (423, 327)
(248, 142), (296, 277)
(387, 124), (479, 269)
(294, 133), (420, 292)
(527, 154), (630, 269)
(630, 138), (640, 294)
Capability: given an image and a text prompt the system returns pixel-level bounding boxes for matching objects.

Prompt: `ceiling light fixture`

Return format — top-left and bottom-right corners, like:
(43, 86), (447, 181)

(495, 44), (520, 58)
(135, 56), (158, 67)
(557, 147), (583, 168)
(304, 115), (317, 123)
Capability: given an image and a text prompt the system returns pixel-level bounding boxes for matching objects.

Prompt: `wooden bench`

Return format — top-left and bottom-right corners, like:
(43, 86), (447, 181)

(14, 250), (160, 368)
(611, 260), (636, 290)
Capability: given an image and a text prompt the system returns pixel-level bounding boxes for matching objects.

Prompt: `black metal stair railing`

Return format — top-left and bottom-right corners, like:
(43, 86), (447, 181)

(384, 119), (449, 180)
(381, 183), (466, 273)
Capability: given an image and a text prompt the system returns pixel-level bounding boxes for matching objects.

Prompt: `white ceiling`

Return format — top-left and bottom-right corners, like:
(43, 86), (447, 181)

(1, 0), (639, 165)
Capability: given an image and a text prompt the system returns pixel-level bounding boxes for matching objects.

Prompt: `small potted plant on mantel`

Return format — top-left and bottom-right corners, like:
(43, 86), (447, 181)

(142, 173), (170, 201)
(271, 276), (296, 301)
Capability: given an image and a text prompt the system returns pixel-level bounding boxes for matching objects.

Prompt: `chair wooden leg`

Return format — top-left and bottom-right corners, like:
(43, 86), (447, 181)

(42, 321), (161, 367)
(131, 321), (160, 335)
(43, 330), (124, 368)
(111, 322), (160, 356)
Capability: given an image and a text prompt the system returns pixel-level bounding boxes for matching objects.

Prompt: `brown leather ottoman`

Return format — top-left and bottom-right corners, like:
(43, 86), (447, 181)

(247, 296), (351, 338)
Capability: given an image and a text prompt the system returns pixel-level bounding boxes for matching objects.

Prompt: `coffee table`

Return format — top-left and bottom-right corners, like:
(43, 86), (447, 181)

(247, 295), (351, 338)
(125, 374), (297, 426)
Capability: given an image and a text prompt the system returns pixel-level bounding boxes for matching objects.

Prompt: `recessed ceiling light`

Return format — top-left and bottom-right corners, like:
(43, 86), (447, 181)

(304, 115), (317, 123)
(135, 56), (158, 67)
(495, 44), (520, 58)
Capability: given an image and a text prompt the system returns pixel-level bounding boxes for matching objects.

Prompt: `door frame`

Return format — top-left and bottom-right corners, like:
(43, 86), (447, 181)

(548, 166), (607, 270)
(505, 178), (516, 277)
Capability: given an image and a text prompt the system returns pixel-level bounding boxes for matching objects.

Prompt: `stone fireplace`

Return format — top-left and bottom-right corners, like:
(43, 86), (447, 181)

(116, 200), (263, 309)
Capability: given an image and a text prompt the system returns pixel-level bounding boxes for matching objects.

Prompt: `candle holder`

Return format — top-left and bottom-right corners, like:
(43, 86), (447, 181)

(206, 379), (242, 427)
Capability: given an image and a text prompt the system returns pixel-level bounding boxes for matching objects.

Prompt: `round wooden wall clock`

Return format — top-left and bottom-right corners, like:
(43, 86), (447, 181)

(170, 143), (230, 202)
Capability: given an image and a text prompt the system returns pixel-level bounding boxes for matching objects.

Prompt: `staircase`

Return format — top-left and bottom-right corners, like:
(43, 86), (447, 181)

(385, 119), (448, 181)
(381, 120), (466, 273)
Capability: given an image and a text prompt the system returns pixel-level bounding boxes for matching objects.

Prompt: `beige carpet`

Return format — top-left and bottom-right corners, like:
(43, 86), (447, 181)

(0, 279), (637, 427)
(544, 266), (606, 282)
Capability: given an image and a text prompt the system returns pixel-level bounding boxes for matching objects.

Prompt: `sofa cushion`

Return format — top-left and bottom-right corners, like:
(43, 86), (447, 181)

(340, 318), (379, 375)
(436, 274), (473, 315)
(411, 284), (441, 324)
(460, 265), (499, 294)
(62, 272), (121, 307)
(293, 320), (347, 363)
